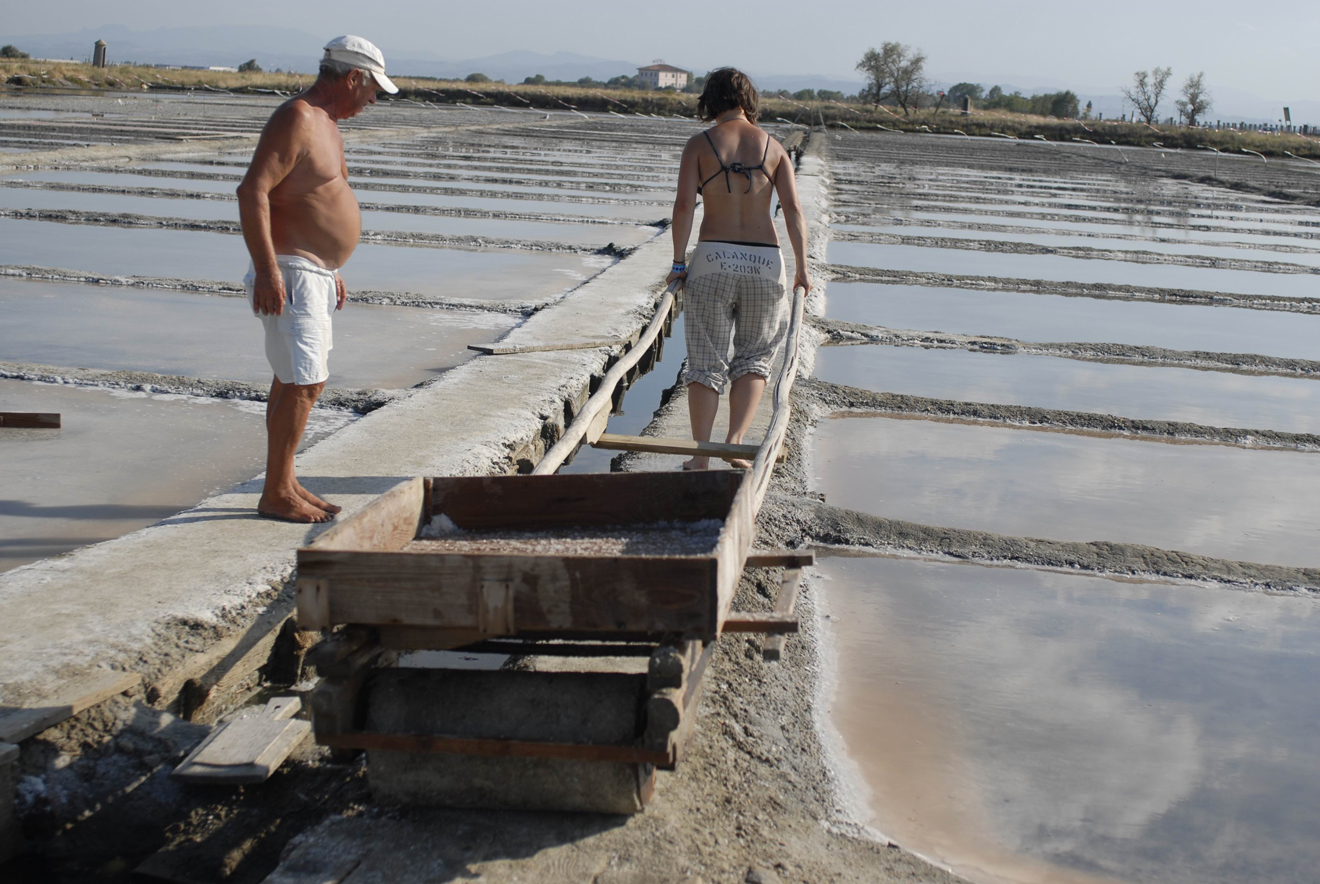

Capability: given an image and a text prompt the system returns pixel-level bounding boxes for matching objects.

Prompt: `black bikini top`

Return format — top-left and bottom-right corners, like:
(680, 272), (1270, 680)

(697, 128), (772, 195)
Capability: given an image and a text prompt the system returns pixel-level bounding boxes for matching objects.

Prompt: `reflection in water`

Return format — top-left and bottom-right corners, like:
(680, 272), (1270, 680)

(828, 241), (1320, 300)
(0, 217), (608, 301)
(0, 278), (518, 389)
(813, 415), (1320, 567)
(821, 554), (1320, 884)
(812, 345), (1320, 435)
(0, 379), (352, 573)
(823, 282), (1320, 361)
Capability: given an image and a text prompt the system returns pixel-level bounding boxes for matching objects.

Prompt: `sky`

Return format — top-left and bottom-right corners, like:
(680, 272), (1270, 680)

(8, 0), (1320, 105)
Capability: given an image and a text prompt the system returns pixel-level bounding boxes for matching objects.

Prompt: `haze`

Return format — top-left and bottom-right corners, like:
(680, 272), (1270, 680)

(7, 0), (1319, 108)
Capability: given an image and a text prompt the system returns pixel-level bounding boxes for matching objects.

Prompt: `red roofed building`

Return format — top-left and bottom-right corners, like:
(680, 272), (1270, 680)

(637, 61), (689, 90)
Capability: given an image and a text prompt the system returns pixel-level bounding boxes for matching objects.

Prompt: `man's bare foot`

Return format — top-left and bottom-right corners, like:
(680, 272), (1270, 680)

(682, 457), (709, 471)
(729, 458), (753, 470)
(295, 483), (341, 514)
(258, 492), (334, 523)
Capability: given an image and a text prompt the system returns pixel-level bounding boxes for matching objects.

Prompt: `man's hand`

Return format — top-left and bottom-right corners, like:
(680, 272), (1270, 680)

(335, 273), (347, 310)
(253, 270), (286, 315)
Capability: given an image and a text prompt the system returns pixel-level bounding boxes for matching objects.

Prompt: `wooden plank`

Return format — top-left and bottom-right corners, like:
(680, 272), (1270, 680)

(427, 470), (741, 529)
(468, 338), (624, 355)
(721, 612), (799, 634)
(0, 411), (60, 428)
(584, 407), (611, 445)
(299, 550), (715, 635)
(763, 567), (805, 662)
(591, 433), (785, 463)
(533, 283), (678, 475)
(655, 640), (714, 769)
(295, 578), (331, 631)
(712, 469), (756, 631)
(172, 696), (309, 784)
(0, 670), (141, 743)
(321, 731), (671, 766)
(744, 550), (816, 569)
(171, 718), (310, 784)
(749, 287), (806, 513)
(304, 476), (423, 552)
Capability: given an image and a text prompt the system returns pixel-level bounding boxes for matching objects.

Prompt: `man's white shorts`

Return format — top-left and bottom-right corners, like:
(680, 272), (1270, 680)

(245, 256), (337, 387)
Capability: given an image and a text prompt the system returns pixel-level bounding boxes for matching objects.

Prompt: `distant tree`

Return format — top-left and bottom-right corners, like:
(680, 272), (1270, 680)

(523, 74), (546, 85)
(577, 76), (597, 87)
(817, 89), (844, 102)
(855, 44), (898, 107)
(986, 84), (1004, 102)
(1083, 100), (1093, 120)
(886, 43), (927, 115)
(465, 72), (491, 83)
(946, 82), (983, 105)
(1049, 90), (1079, 118)
(1121, 67), (1171, 125)
(792, 88), (817, 102)
(1175, 72), (1211, 127)
(0, 45), (30, 59)
(607, 74), (639, 89)
(237, 59), (261, 73)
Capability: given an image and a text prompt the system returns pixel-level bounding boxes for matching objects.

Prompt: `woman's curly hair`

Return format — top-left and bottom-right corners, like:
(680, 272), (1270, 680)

(697, 68), (759, 124)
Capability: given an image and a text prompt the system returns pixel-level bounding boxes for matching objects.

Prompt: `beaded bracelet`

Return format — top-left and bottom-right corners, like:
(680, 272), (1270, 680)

(671, 262), (687, 273)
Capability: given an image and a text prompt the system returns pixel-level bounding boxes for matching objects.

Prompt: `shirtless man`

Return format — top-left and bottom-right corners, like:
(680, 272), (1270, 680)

(237, 36), (397, 522)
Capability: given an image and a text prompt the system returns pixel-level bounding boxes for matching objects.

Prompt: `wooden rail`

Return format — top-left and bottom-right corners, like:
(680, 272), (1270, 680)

(532, 281), (680, 475)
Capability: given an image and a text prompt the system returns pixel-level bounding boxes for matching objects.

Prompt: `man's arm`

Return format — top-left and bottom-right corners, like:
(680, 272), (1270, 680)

(237, 103), (310, 315)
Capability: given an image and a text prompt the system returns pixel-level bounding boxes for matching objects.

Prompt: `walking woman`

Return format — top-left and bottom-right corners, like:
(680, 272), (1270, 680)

(667, 67), (811, 470)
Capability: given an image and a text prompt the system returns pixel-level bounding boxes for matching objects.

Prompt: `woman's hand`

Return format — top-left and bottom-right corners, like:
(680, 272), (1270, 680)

(666, 267), (687, 289)
(793, 265), (812, 296)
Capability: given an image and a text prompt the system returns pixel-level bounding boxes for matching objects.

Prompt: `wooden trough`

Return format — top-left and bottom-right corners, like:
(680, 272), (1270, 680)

(296, 471), (808, 812)
(296, 279), (809, 813)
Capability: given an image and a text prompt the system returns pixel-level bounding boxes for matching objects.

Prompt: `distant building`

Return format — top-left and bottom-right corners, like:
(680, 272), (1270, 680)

(92, 39), (107, 68)
(637, 61), (688, 90)
(207, 66), (238, 73)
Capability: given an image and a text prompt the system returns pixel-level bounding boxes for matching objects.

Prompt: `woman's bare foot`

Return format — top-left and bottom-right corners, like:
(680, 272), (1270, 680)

(729, 458), (753, 470)
(258, 491), (334, 523)
(682, 457), (709, 471)
(295, 483), (341, 514)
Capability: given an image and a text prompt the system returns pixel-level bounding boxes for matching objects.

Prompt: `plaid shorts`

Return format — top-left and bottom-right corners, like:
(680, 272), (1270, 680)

(681, 242), (788, 394)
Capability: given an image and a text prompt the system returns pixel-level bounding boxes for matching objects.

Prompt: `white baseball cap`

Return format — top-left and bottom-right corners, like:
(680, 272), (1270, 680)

(323, 35), (399, 94)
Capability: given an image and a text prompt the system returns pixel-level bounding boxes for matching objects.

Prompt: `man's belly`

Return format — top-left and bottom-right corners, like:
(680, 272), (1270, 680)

(270, 186), (362, 270)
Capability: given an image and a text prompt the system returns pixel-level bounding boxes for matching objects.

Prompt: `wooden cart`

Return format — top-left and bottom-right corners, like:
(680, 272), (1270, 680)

(296, 281), (809, 813)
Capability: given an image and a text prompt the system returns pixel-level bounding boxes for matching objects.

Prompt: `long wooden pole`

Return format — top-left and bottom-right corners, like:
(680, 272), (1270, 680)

(749, 287), (806, 513)
(532, 281), (679, 476)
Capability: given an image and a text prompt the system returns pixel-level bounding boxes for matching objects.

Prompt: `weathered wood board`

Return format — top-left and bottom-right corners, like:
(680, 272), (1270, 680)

(172, 697), (310, 784)
(0, 670), (140, 743)
(297, 471), (753, 639)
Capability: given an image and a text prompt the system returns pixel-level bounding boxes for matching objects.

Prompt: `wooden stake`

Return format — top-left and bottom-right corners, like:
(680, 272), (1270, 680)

(0, 412), (60, 429)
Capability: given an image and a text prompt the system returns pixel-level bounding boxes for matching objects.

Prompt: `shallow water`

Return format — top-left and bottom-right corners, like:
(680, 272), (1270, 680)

(814, 345), (1320, 434)
(812, 415), (1320, 567)
(829, 241), (1320, 300)
(863, 211), (1320, 248)
(0, 186), (658, 247)
(0, 217), (610, 301)
(821, 554), (1320, 884)
(0, 278), (517, 389)
(0, 378), (351, 573)
(836, 224), (1320, 268)
(823, 282), (1320, 360)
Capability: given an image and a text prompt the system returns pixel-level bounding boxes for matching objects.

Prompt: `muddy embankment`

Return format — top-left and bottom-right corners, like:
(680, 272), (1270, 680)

(812, 315), (1320, 381)
(827, 263), (1320, 314)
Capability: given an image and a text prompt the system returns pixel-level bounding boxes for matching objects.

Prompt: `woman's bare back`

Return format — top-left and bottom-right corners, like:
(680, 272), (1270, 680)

(690, 119), (785, 246)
